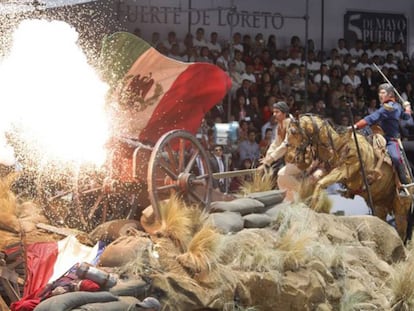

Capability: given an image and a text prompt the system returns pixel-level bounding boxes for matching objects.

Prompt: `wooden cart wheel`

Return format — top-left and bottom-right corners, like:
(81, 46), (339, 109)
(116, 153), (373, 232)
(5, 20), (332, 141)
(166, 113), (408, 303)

(148, 130), (213, 220)
(37, 166), (139, 231)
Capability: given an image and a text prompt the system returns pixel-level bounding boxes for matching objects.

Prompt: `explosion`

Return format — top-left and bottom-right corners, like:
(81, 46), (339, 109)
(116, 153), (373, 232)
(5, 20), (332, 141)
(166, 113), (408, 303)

(0, 19), (109, 167)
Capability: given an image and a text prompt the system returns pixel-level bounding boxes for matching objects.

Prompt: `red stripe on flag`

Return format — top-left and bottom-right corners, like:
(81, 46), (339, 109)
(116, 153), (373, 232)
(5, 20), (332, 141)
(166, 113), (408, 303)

(138, 63), (231, 144)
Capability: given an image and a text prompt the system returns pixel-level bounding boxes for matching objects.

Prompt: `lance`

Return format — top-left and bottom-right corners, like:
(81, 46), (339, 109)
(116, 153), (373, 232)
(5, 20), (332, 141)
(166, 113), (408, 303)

(372, 63), (407, 105)
(347, 104), (374, 215)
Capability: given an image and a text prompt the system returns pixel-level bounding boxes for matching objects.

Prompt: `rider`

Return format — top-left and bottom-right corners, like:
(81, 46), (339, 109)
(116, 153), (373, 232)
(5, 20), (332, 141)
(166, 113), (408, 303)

(351, 83), (412, 196)
(259, 101), (302, 202)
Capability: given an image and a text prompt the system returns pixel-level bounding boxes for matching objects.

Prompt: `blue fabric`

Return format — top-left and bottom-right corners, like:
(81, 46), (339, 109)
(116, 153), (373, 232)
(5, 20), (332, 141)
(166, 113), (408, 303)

(364, 100), (411, 139)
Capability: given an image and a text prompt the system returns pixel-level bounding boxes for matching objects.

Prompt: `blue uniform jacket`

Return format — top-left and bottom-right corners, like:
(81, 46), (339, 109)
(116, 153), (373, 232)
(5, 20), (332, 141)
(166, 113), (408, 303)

(364, 101), (411, 140)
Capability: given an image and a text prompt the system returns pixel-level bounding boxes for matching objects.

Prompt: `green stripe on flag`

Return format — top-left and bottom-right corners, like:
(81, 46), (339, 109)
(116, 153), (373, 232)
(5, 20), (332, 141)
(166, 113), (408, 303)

(99, 32), (151, 89)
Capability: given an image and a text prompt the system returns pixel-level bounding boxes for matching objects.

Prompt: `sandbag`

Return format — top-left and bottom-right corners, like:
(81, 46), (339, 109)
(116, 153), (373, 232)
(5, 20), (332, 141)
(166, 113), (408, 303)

(243, 213), (272, 228)
(246, 190), (286, 207)
(206, 212), (244, 234)
(33, 291), (118, 311)
(110, 278), (150, 298)
(98, 235), (152, 267)
(71, 296), (141, 311)
(209, 198), (265, 215)
(88, 220), (143, 244)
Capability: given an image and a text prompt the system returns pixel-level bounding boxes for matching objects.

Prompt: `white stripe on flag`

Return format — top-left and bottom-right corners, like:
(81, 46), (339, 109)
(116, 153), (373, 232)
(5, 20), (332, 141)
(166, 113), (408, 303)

(48, 236), (100, 284)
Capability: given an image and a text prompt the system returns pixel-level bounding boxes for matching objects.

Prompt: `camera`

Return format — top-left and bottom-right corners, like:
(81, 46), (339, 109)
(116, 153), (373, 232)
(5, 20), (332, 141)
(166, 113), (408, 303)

(213, 122), (239, 146)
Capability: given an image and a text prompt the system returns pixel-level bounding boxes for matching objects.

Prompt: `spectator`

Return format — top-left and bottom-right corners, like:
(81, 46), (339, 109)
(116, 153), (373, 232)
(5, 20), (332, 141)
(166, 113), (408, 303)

(196, 46), (213, 63)
(342, 66), (361, 89)
(252, 33), (266, 56)
(272, 49), (287, 68)
(266, 34), (278, 59)
(193, 27), (208, 50)
(307, 50), (322, 73)
(238, 129), (260, 167)
(366, 41), (379, 59)
(349, 39), (365, 60)
(216, 47), (230, 71)
(355, 52), (371, 74)
(313, 64), (330, 85)
(259, 128), (273, 157)
(207, 32), (222, 61)
(163, 31), (182, 52)
(234, 50), (246, 74)
(328, 48), (343, 68)
(337, 38), (349, 57)
(383, 53), (398, 71)
(329, 66), (343, 90)
(210, 145), (226, 192)
(241, 64), (257, 84)
(168, 43), (186, 62)
(150, 31), (161, 47)
(247, 94), (263, 131)
(235, 79), (253, 101)
(310, 99), (327, 117)
(360, 67), (379, 100)
(232, 94), (250, 122)
(261, 114), (277, 141)
(390, 41), (404, 62)
(231, 32), (244, 55)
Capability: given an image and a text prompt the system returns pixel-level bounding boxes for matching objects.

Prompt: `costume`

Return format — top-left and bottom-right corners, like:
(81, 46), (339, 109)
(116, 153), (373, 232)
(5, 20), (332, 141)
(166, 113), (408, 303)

(355, 99), (412, 185)
(262, 102), (302, 201)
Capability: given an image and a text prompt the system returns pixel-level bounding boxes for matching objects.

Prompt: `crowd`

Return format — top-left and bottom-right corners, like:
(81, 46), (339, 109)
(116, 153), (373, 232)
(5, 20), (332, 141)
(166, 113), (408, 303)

(139, 27), (414, 192)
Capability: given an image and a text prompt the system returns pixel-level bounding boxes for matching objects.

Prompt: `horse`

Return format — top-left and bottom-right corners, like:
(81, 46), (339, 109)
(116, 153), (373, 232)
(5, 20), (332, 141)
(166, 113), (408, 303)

(284, 114), (413, 240)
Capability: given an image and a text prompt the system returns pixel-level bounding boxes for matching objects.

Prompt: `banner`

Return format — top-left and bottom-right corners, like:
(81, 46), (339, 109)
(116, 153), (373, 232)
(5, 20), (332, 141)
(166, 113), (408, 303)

(344, 10), (408, 51)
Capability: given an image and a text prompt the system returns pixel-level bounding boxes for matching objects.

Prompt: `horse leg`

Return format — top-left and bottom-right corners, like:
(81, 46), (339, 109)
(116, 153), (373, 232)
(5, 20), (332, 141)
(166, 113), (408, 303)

(393, 196), (412, 241)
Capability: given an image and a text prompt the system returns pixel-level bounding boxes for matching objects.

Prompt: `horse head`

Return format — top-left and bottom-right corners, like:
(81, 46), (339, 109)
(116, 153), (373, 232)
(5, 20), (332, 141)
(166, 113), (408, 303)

(286, 114), (337, 170)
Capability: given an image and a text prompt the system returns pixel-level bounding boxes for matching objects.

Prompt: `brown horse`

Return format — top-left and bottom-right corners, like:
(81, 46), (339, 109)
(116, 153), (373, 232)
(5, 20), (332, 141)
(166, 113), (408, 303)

(285, 114), (413, 240)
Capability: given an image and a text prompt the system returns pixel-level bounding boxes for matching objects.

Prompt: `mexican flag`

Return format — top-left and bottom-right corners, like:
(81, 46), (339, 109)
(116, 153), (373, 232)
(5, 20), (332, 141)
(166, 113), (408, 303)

(100, 32), (231, 144)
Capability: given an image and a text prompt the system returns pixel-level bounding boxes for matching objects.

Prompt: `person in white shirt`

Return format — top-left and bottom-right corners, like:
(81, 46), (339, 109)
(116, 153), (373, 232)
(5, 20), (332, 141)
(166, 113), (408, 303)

(349, 39), (365, 60)
(306, 50), (322, 73)
(355, 53), (371, 74)
(193, 27), (208, 50)
(342, 66), (361, 89)
(272, 49), (287, 68)
(216, 48), (230, 71)
(337, 38), (349, 57)
(231, 32), (244, 55)
(207, 32), (222, 60)
(313, 64), (330, 85)
(374, 40), (389, 61)
(366, 41), (379, 59)
(390, 41), (404, 61)
(233, 50), (246, 74)
(382, 53), (398, 71)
